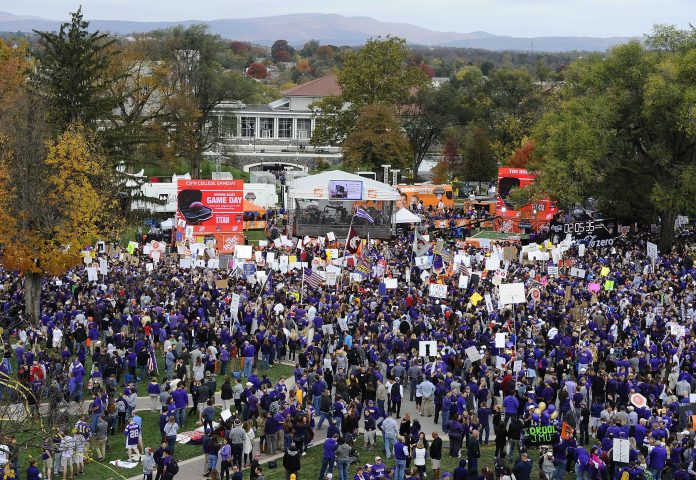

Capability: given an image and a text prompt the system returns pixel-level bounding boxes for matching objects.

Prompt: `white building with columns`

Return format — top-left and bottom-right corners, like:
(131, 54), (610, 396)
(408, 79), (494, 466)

(210, 74), (340, 148)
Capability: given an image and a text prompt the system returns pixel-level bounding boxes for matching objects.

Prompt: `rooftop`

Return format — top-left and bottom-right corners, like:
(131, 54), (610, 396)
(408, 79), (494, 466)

(281, 74), (341, 97)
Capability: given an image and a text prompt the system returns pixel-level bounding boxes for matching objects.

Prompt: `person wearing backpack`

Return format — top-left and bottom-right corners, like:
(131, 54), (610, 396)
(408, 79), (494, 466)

(200, 399), (216, 433)
(162, 450), (179, 480)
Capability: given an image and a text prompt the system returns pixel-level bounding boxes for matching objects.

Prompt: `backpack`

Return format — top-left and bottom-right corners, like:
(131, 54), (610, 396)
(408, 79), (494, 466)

(168, 459), (179, 475)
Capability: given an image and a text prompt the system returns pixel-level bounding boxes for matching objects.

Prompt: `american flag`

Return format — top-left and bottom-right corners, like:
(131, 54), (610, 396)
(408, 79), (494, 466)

(147, 348), (158, 374)
(303, 267), (324, 289)
(459, 264), (470, 277)
(355, 207), (375, 223)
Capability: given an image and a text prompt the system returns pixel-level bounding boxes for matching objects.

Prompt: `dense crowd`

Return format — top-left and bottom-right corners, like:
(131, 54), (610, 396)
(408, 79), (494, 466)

(1, 217), (695, 480)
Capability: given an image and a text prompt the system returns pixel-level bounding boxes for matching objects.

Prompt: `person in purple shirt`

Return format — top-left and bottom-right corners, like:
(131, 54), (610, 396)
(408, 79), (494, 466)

(503, 394), (519, 425)
(171, 383), (189, 427)
(318, 433), (338, 480)
(242, 342), (255, 378)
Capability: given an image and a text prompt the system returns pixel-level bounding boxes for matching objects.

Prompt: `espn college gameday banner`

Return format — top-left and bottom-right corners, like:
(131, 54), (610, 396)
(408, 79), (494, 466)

(176, 179), (245, 252)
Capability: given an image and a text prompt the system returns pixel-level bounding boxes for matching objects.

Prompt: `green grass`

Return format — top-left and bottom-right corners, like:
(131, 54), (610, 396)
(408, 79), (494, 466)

(245, 229), (268, 246)
(4, 360), (295, 480)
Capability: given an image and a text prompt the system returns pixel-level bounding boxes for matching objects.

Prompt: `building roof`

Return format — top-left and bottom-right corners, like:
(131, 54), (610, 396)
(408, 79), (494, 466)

(281, 74), (341, 98)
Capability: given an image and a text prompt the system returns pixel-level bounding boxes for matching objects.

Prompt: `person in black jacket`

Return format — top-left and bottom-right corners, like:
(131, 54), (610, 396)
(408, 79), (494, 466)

(283, 443), (301, 479)
(494, 419), (507, 458)
(466, 430), (481, 476)
(513, 452), (532, 480)
(507, 419), (523, 459)
(221, 377), (234, 412)
(430, 432), (442, 480)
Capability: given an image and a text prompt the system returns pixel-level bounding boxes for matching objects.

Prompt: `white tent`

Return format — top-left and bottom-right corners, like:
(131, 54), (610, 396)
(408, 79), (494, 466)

(288, 170), (400, 201)
(160, 218), (175, 230)
(391, 207), (421, 224)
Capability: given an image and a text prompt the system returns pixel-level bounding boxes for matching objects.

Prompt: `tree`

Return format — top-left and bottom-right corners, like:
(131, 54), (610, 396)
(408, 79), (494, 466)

(341, 103), (412, 172)
(301, 39), (319, 57)
(506, 139), (536, 168)
(246, 62), (268, 79)
(311, 36), (429, 146)
(0, 92), (110, 323)
(156, 25), (257, 177)
(459, 125), (497, 188)
(33, 7), (118, 130)
(271, 39), (295, 62)
(401, 84), (457, 178)
(533, 26), (696, 249)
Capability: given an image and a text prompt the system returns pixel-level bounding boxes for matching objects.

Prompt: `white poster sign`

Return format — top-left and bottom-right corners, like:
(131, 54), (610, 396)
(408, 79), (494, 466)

(418, 341), (438, 357)
(570, 267), (586, 278)
(498, 282), (526, 305)
(87, 267), (98, 282)
(647, 241), (658, 259)
(612, 438), (630, 463)
(428, 283), (447, 299)
(495, 333), (506, 348)
(465, 346), (482, 362)
(235, 245), (253, 259)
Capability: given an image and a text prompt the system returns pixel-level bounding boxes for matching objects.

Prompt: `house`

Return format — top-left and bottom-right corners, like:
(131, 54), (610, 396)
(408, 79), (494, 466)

(210, 74), (341, 147)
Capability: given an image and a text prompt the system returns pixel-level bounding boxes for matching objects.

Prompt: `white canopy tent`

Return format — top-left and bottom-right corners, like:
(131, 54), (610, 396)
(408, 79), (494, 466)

(391, 207), (421, 224)
(287, 170), (401, 201)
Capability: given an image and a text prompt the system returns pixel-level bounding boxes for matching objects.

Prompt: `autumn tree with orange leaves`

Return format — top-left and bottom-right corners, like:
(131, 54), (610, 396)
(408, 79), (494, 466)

(0, 42), (111, 323)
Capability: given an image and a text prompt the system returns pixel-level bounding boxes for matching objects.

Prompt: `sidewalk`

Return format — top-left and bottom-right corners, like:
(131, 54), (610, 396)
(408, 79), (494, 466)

(125, 385), (456, 480)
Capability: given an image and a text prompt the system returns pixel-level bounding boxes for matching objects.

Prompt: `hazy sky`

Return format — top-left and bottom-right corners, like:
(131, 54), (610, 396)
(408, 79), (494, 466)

(7, 0), (694, 37)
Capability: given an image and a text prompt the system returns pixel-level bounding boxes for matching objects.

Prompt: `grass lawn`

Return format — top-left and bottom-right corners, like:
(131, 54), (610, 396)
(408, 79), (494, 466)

(245, 229), (268, 246)
(3, 355), (294, 479)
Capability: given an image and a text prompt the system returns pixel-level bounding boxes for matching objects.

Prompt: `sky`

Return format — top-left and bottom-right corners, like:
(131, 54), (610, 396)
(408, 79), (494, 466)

(5, 0), (694, 37)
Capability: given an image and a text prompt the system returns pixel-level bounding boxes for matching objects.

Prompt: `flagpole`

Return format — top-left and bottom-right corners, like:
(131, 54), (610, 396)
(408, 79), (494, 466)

(300, 267), (305, 304)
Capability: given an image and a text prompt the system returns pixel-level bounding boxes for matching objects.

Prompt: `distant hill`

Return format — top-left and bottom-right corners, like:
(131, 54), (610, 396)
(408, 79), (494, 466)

(0, 11), (635, 52)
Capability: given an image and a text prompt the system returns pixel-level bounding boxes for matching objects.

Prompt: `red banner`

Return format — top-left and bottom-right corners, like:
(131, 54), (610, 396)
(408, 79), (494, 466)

(176, 179), (244, 237)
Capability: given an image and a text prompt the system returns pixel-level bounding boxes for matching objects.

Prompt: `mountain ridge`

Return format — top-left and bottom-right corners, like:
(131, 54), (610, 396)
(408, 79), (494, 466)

(0, 11), (636, 52)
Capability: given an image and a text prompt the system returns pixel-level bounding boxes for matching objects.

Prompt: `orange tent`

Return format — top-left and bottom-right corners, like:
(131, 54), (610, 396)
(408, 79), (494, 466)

(243, 200), (266, 213)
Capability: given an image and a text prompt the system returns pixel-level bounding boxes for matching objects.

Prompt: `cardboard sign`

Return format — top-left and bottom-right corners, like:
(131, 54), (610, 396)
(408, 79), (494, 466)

(235, 245), (253, 259)
(215, 279), (228, 290)
(419, 341), (438, 357)
(485, 293), (494, 313)
(613, 438), (630, 463)
(570, 267), (586, 278)
(385, 278), (398, 289)
(428, 283), (447, 299)
(600, 266), (610, 277)
(522, 425), (559, 446)
(458, 274), (469, 289)
(547, 266), (559, 277)
(87, 267), (98, 282)
(465, 346), (482, 362)
(647, 241), (658, 259)
(495, 333), (506, 348)
(498, 283), (526, 305)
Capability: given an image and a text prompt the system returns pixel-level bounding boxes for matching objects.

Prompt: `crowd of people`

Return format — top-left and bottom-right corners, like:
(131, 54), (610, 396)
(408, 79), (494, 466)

(1, 211), (695, 480)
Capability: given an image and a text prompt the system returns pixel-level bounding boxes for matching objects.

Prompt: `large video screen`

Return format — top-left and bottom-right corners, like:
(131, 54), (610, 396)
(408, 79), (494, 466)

(329, 180), (363, 200)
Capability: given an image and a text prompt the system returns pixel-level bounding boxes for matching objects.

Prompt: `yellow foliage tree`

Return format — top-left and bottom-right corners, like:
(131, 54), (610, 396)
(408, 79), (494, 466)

(0, 91), (109, 323)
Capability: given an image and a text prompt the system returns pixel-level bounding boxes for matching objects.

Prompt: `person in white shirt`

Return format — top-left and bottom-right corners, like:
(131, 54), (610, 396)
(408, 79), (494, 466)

(59, 432), (74, 480)
(52, 327), (63, 349)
